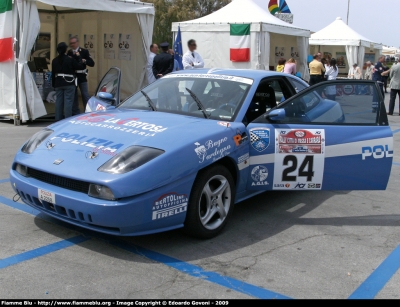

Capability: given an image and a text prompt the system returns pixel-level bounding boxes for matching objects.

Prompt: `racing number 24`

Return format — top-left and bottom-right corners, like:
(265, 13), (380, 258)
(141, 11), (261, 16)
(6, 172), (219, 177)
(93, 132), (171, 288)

(282, 155), (314, 181)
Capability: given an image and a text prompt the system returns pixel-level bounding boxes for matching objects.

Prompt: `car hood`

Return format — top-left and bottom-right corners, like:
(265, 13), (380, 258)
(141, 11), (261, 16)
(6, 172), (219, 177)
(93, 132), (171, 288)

(15, 109), (244, 197)
(48, 109), (209, 151)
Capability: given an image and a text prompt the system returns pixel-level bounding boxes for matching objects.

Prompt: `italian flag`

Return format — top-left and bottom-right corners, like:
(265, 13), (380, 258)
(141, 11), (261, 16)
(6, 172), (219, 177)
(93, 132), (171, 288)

(0, 0), (13, 62)
(230, 24), (250, 62)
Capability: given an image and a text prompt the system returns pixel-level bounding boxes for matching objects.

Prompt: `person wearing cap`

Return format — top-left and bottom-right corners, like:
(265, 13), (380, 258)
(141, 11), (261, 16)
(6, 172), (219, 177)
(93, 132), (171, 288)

(68, 36), (95, 114)
(152, 42), (174, 79)
(182, 39), (204, 70)
(51, 42), (85, 121)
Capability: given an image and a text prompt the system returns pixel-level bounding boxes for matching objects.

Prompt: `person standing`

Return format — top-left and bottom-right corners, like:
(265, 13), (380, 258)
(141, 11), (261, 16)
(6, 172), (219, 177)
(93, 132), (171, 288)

(387, 62), (400, 115)
(52, 42), (85, 121)
(152, 42), (174, 79)
(169, 49), (180, 72)
(382, 62), (390, 93)
(348, 63), (362, 79)
(283, 58), (296, 75)
(371, 55), (386, 112)
(324, 58), (339, 100)
(147, 43), (159, 84)
(372, 55), (386, 98)
(68, 36), (95, 114)
(364, 61), (374, 80)
(182, 39), (204, 70)
(276, 58), (286, 72)
(309, 54), (325, 85)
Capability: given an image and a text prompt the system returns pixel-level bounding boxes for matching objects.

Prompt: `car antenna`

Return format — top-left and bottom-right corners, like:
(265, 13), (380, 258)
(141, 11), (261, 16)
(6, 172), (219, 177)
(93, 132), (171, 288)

(185, 87), (210, 119)
(140, 90), (157, 111)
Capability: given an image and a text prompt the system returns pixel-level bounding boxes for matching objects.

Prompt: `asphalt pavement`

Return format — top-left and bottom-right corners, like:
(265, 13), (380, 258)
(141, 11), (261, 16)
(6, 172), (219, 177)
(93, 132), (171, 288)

(0, 93), (399, 299)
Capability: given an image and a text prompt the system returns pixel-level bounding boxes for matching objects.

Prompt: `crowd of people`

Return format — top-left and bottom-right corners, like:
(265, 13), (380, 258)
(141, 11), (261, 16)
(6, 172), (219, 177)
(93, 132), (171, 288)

(276, 57), (298, 76)
(51, 35), (400, 120)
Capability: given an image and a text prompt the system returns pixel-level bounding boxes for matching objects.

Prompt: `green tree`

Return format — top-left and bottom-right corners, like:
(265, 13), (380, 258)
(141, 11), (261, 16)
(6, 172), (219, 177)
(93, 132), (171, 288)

(147, 0), (231, 46)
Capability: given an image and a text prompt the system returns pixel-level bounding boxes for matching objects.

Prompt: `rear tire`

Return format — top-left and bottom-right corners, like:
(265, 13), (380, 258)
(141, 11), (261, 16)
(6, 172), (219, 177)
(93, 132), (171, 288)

(184, 164), (235, 239)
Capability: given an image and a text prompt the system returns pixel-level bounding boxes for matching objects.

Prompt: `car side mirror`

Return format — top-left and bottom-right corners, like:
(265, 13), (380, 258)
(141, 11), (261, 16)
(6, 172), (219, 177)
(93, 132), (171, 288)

(98, 92), (116, 104)
(265, 109), (285, 121)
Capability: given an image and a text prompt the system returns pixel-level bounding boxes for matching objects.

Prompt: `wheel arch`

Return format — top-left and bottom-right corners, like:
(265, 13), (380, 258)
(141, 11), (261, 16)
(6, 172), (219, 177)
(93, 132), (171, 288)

(215, 157), (239, 187)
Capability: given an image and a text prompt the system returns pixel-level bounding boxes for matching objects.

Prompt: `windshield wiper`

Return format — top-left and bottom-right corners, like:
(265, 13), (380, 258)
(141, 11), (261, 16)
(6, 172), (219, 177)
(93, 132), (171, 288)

(141, 90), (157, 111)
(185, 87), (210, 119)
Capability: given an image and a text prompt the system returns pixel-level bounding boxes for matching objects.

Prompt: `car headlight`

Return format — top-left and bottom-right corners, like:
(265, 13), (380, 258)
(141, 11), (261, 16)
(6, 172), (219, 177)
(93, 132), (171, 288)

(98, 146), (164, 174)
(21, 128), (53, 154)
(15, 163), (29, 177)
(88, 184), (116, 200)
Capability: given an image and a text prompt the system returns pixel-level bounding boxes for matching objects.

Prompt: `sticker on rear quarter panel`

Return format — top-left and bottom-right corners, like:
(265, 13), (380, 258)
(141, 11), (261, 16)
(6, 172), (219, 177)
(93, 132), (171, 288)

(273, 129), (325, 190)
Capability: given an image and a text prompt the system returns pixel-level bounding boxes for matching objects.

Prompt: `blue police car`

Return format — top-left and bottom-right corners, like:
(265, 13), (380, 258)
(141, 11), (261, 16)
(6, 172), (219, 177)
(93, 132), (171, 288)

(10, 68), (393, 238)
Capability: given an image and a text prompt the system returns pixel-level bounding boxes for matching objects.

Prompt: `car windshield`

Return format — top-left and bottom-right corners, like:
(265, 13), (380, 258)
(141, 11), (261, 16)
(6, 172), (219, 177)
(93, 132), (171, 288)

(118, 74), (253, 121)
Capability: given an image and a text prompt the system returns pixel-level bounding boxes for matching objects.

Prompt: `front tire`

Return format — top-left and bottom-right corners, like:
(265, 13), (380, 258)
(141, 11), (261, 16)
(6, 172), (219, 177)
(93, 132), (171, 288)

(184, 164), (235, 239)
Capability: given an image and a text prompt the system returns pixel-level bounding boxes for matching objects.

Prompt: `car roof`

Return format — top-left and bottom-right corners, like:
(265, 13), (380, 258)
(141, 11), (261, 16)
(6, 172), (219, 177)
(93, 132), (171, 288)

(169, 68), (307, 85)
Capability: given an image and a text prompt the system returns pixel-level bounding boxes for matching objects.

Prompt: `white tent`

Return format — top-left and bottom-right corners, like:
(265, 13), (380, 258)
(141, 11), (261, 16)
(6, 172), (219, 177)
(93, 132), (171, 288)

(382, 46), (400, 56)
(171, 0), (311, 81)
(0, 0), (154, 124)
(309, 17), (382, 74)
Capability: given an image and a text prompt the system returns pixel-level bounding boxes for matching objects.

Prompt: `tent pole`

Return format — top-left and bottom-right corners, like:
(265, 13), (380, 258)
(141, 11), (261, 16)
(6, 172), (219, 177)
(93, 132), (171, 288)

(53, 6), (59, 46)
(14, 2), (20, 126)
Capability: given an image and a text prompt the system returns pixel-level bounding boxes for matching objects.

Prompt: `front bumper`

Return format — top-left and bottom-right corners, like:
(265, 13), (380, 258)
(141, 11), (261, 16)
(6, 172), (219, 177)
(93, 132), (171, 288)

(10, 170), (196, 236)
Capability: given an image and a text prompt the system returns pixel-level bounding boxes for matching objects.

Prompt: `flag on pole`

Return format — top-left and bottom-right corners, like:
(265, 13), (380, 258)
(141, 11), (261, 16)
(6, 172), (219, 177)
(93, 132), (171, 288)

(230, 24), (250, 62)
(173, 26), (183, 70)
(0, 0), (13, 62)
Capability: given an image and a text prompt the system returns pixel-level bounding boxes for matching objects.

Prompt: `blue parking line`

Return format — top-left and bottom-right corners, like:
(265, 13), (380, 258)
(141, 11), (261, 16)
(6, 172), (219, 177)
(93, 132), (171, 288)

(0, 196), (291, 299)
(111, 240), (291, 299)
(0, 178), (10, 184)
(0, 195), (41, 216)
(348, 244), (400, 299)
(392, 128), (400, 134)
(393, 162), (400, 167)
(0, 235), (90, 270)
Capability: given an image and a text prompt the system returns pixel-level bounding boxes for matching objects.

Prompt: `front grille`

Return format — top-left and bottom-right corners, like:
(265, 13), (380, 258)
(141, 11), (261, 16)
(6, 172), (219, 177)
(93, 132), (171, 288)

(27, 168), (90, 194)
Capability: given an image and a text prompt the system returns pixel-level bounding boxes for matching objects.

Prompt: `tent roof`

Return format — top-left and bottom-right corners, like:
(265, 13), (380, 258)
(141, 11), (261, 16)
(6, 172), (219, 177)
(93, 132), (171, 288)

(309, 17), (381, 49)
(171, 0), (309, 37)
(37, 0), (154, 15)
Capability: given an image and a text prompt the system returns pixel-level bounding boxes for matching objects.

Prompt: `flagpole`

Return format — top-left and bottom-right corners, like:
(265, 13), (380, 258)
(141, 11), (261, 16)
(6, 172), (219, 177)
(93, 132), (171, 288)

(346, 0), (350, 25)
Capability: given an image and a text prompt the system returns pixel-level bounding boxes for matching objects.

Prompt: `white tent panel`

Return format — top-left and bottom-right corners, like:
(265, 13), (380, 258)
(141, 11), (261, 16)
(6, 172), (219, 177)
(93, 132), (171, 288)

(309, 17), (382, 49)
(172, 0), (311, 80)
(37, 0), (154, 14)
(172, 0), (309, 37)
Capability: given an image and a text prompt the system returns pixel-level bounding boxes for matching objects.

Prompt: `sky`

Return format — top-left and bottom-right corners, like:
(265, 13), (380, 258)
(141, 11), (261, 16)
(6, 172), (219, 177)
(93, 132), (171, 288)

(280, 0), (399, 48)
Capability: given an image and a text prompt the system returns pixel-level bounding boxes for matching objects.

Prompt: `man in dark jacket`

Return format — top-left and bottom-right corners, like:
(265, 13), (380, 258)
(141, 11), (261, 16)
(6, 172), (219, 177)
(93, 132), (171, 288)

(68, 36), (95, 114)
(52, 42), (85, 121)
(152, 42), (174, 79)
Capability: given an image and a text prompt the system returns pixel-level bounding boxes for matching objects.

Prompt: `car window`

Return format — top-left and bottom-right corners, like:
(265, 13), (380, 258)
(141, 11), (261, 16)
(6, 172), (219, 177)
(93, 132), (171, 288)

(119, 75), (253, 121)
(274, 81), (382, 125)
(287, 78), (308, 93)
(96, 68), (120, 98)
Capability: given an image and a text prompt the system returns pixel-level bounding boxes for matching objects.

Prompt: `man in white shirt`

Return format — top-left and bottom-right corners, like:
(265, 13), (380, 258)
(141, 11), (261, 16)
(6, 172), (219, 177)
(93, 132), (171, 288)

(182, 39), (204, 70)
(147, 43), (159, 84)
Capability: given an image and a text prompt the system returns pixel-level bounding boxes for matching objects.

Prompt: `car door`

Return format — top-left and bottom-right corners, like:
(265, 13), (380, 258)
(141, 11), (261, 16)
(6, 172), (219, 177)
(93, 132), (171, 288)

(246, 80), (393, 191)
(86, 67), (121, 112)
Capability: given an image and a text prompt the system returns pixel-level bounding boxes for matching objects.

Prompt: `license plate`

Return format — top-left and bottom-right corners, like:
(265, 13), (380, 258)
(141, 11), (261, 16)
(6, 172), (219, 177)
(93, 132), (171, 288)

(38, 188), (56, 204)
